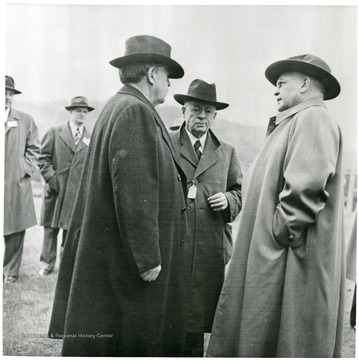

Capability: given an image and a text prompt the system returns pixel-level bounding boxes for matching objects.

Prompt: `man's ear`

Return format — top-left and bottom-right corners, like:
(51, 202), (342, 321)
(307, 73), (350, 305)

(181, 106), (186, 116)
(146, 66), (157, 86)
(301, 77), (310, 93)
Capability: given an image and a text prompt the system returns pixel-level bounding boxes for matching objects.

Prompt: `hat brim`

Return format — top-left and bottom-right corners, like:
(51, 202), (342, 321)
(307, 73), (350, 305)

(65, 106), (95, 112)
(173, 94), (229, 110)
(265, 60), (340, 100)
(6, 86), (21, 95)
(109, 53), (184, 79)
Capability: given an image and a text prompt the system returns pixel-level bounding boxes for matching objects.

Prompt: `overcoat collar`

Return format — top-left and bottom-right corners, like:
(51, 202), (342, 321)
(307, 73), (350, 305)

(118, 85), (184, 175)
(59, 122), (90, 153)
(178, 123), (221, 178)
(274, 97), (326, 125)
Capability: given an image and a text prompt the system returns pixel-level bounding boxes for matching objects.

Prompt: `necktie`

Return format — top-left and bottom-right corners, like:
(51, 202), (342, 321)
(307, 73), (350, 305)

(194, 140), (202, 160)
(74, 128), (81, 145)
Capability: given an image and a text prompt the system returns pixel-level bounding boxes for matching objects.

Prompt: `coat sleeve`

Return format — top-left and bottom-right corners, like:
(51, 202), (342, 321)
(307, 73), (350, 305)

(38, 127), (56, 182)
(109, 104), (161, 274)
(272, 108), (341, 247)
(23, 116), (40, 177)
(223, 146), (242, 223)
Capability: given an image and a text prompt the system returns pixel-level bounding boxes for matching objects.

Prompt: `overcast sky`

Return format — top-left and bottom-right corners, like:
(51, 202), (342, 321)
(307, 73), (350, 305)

(4, 2), (357, 156)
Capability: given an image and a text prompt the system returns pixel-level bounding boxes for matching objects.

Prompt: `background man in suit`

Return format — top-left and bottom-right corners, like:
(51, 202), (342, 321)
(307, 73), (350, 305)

(4, 75), (40, 283)
(48, 35), (190, 356)
(207, 54), (345, 357)
(170, 79), (242, 356)
(38, 96), (94, 276)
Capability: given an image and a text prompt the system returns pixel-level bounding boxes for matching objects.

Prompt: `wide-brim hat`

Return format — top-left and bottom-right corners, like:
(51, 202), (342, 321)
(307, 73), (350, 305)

(265, 54), (340, 100)
(6, 75), (22, 95)
(174, 79), (229, 110)
(65, 96), (94, 112)
(109, 35), (184, 79)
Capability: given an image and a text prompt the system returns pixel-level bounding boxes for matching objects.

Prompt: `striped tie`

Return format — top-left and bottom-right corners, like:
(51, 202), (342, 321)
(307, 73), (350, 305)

(194, 140), (202, 160)
(74, 128), (81, 145)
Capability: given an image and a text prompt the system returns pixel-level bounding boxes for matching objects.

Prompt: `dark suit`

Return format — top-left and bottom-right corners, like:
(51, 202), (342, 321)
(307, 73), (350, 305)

(170, 124), (242, 354)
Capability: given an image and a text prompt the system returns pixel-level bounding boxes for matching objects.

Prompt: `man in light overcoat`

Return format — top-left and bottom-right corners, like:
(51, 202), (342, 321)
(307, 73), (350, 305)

(4, 75), (40, 283)
(38, 96), (94, 276)
(170, 79), (242, 356)
(48, 35), (190, 357)
(207, 54), (346, 357)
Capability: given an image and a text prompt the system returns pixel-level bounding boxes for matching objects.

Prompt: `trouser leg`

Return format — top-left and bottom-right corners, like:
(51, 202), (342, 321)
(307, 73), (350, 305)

(40, 227), (59, 271)
(3, 231), (26, 277)
(184, 332), (204, 357)
(59, 229), (68, 261)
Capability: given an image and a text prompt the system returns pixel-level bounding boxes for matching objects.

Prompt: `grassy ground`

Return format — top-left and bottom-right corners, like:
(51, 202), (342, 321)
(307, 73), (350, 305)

(2, 182), (357, 356)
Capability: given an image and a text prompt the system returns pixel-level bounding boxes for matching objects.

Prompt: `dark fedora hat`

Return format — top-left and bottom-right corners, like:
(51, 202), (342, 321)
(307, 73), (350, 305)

(109, 35), (184, 79)
(174, 79), (229, 110)
(265, 54), (340, 100)
(65, 96), (94, 112)
(5, 75), (22, 95)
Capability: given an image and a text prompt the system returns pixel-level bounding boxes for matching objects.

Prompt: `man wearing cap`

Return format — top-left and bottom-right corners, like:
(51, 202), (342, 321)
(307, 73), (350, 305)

(48, 35), (189, 356)
(37, 96), (94, 276)
(170, 79), (242, 356)
(4, 75), (40, 283)
(207, 54), (345, 357)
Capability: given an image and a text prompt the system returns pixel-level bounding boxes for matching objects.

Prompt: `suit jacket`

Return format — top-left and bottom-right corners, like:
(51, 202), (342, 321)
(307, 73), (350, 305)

(4, 108), (40, 235)
(48, 85), (190, 356)
(38, 123), (91, 229)
(170, 124), (242, 332)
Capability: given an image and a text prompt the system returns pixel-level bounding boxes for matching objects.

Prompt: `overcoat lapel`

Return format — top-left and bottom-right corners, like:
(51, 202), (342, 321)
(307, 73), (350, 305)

(5, 109), (19, 135)
(59, 123), (76, 152)
(179, 126), (199, 168)
(76, 127), (91, 153)
(194, 130), (220, 178)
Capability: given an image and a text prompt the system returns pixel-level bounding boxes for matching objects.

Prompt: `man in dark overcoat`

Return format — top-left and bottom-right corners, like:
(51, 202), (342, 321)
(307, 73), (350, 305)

(170, 79), (242, 356)
(48, 35), (190, 357)
(4, 75), (40, 283)
(38, 96), (94, 276)
(207, 55), (346, 357)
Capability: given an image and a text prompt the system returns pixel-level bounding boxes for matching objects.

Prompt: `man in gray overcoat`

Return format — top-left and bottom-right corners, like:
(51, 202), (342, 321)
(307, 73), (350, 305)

(4, 75), (40, 283)
(38, 96), (94, 276)
(207, 54), (346, 357)
(170, 79), (242, 356)
(48, 35), (190, 356)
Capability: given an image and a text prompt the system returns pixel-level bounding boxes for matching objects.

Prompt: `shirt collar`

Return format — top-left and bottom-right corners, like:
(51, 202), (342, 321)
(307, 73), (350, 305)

(68, 121), (84, 137)
(185, 127), (207, 150)
(275, 97), (327, 125)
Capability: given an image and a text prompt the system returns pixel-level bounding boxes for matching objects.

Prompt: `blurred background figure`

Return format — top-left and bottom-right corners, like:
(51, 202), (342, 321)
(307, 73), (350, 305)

(4, 75), (40, 283)
(169, 116), (184, 131)
(38, 96), (94, 276)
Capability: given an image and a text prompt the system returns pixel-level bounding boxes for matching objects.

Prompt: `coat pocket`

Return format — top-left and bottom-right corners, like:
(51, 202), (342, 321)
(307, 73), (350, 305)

(223, 223), (233, 265)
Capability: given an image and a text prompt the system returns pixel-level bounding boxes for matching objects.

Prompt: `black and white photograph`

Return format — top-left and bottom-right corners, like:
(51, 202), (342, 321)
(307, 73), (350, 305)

(2, 1), (357, 357)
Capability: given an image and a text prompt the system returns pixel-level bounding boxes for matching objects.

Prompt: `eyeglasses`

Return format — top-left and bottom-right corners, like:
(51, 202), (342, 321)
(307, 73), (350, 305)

(184, 106), (216, 117)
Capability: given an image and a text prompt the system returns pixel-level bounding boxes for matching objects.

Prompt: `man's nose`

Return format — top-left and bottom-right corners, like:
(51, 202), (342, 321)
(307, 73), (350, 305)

(274, 88), (279, 96)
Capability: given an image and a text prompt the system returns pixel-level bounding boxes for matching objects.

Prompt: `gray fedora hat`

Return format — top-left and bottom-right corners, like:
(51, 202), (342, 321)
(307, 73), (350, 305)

(265, 54), (340, 100)
(65, 96), (94, 112)
(6, 75), (22, 95)
(109, 35), (184, 79)
(174, 79), (229, 110)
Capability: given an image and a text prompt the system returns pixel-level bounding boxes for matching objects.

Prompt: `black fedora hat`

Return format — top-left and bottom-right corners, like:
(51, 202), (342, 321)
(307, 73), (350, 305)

(5, 75), (22, 95)
(65, 96), (94, 112)
(174, 79), (229, 110)
(109, 35), (184, 79)
(265, 54), (340, 100)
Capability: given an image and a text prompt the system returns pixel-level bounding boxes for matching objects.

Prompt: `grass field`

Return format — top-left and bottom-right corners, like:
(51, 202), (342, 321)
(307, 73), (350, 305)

(2, 182), (357, 356)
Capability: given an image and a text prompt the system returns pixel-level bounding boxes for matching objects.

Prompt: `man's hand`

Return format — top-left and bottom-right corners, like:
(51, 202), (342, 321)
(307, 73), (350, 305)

(139, 265), (161, 282)
(47, 176), (59, 195)
(208, 192), (228, 211)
